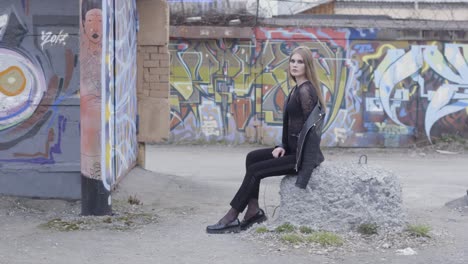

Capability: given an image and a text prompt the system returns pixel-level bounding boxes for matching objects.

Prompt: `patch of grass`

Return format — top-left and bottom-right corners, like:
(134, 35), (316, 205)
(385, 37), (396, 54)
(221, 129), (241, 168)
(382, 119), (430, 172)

(299, 226), (313, 234)
(281, 234), (304, 244)
(275, 222), (296, 233)
(357, 223), (378, 235)
(439, 133), (467, 144)
(103, 217), (112, 223)
(127, 195), (142, 205)
(256, 227), (269, 234)
(306, 231), (344, 247)
(406, 224), (431, 237)
(40, 218), (82, 232)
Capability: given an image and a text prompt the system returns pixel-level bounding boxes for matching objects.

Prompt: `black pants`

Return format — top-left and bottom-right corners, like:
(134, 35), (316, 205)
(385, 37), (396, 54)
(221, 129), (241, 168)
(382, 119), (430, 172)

(230, 148), (297, 212)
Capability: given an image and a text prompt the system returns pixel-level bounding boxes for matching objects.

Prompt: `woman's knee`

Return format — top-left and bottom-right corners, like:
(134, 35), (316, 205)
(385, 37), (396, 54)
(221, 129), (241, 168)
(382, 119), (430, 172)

(246, 149), (261, 166)
(246, 148), (273, 164)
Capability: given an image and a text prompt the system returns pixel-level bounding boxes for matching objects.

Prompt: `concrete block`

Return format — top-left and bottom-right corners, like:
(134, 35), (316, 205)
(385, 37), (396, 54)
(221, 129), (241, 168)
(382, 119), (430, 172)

(137, 97), (170, 142)
(143, 60), (158, 68)
(149, 89), (168, 98)
(159, 74), (169, 82)
(160, 59), (169, 68)
(137, 0), (169, 46)
(149, 53), (169, 60)
(277, 162), (405, 232)
(158, 46), (168, 53)
(149, 67), (169, 75)
(149, 81), (169, 92)
(142, 46), (159, 53)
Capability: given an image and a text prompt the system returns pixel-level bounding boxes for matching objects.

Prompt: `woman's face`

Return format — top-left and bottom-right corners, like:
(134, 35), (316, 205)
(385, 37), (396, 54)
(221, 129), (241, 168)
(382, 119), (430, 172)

(289, 53), (306, 79)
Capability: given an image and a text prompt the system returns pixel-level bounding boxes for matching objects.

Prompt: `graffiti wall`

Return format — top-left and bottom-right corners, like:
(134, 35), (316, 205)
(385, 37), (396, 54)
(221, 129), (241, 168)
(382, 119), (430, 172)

(81, 0), (138, 192)
(102, 0), (138, 188)
(169, 27), (468, 147)
(0, 0), (80, 198)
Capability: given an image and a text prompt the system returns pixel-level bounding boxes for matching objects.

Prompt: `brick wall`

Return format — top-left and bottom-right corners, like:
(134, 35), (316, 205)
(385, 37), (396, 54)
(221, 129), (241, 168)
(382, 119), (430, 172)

(139, 46), (169, 99)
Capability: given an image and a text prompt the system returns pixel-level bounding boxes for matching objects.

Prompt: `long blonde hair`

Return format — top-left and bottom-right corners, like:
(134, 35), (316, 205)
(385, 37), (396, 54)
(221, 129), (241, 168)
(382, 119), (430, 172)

(288, 46), (326, 111)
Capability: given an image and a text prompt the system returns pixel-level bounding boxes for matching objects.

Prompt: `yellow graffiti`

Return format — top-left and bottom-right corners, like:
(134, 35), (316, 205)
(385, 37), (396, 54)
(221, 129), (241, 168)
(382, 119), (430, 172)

(362, 44), (397, 64)
(172, 81), (194, 100)
(409, 84), (418, 97)
(362, 44), (398, 76)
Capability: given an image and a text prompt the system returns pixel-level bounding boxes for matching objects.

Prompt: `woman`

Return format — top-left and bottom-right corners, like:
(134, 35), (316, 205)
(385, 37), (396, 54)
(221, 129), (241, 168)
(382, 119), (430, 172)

(206, 46), (327, 234)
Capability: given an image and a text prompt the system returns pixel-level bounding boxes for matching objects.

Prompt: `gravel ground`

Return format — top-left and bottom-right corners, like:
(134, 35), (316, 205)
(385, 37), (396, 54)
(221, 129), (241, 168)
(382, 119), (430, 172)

(1, 145), (467, 264)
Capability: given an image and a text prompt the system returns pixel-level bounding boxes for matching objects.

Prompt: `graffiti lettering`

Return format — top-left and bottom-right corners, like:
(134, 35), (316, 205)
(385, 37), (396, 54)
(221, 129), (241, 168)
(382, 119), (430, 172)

(201, 116), (220, 136)
(375, 122), (409, 135)
(333, 127), (347, 144)
(354, 44), (374, 54)
(41, 30), (69, 50)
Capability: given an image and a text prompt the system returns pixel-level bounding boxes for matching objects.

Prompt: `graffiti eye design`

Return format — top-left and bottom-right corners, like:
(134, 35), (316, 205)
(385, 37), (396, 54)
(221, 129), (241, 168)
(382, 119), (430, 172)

(0, 48), (47, 131)
(0, 66), (26, 96)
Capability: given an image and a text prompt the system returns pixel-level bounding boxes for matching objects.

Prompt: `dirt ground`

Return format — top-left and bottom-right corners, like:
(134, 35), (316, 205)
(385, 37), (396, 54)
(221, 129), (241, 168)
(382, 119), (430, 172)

(1, 145), (467, 264)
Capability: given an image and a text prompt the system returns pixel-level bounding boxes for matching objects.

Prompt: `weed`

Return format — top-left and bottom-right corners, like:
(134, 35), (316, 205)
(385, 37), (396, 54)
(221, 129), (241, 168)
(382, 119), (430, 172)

(281, 234), (304, 244)
(40, 218), (82, 232)
(275, 222), (296, 233)
(406, 224), (431, 237)
(128, 195), (142, 205)
(438, 133), (466, 144)
(306, 231), (344, 247)
(299, 226), (313, 234)
(357, 223), (378, 235)
(256, 227), (269, 234)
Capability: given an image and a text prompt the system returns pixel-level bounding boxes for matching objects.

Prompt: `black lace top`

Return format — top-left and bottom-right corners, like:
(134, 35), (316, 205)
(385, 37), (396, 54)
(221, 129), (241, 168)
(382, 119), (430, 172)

(282, 81), (318, 154)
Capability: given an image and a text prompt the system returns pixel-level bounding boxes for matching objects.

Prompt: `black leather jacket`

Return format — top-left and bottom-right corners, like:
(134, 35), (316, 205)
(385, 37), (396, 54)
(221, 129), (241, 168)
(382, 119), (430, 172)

(277, 81), (326, 188)
(294, 100), (325, 188)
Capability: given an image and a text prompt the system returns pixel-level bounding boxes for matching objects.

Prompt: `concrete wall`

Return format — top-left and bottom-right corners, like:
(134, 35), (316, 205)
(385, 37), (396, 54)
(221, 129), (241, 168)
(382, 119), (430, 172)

(335, 2), (468, 21)
(0, 0), (80, 198)
(168, 26), (468, 147)
(137, 0), (170, 151)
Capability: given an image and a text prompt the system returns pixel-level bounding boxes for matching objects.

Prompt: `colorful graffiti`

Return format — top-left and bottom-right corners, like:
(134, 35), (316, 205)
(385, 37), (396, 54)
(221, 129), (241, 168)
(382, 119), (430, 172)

(80, 0), (138, 192)
(81, 0), (103, 180)
(0, 2), (79, 162)
(169, 27), (468, 147)
(361, 43), (468, 144)
(102, 0), (138, 189)
(0, 48), (46, 131)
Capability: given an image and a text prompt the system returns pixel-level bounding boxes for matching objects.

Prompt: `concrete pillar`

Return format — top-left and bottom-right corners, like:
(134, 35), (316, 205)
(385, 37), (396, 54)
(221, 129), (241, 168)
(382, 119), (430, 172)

(80, 0), (110, 215)
(136, 0), (170, 167)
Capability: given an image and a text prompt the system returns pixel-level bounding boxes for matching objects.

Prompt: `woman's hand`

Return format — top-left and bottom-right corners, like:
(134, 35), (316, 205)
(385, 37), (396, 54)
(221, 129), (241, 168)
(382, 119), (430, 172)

(272, 147), (286, 158)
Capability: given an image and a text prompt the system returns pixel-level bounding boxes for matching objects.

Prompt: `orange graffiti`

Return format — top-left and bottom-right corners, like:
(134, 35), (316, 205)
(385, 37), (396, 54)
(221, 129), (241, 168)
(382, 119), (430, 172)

(0, 66), (26, 96)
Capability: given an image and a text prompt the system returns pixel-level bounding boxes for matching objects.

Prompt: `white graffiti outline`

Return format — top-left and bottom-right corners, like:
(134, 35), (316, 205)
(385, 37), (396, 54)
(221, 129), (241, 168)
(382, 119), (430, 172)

(0, 14), (8, 40)
(373, 44), (468, 142)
